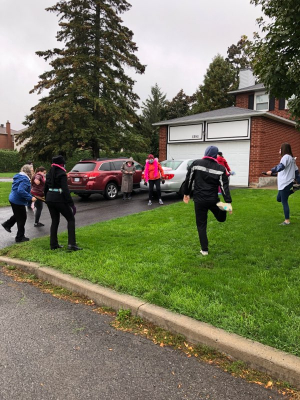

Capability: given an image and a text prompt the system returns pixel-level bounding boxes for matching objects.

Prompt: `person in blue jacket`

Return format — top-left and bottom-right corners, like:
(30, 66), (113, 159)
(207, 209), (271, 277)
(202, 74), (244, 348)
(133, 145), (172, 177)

(1, 164), (37, 242)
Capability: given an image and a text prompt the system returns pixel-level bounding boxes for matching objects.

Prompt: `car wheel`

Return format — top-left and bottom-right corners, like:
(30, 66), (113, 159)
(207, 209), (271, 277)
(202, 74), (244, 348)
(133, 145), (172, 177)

(77, 193), (91, 199)
(104, 182), (118, 200)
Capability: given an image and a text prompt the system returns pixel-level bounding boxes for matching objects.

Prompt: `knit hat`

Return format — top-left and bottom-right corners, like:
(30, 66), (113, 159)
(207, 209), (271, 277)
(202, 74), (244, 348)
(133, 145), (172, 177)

(148, 154), (154, 159)
(204, 146), (218, 159)
(52, 155), (65, 165)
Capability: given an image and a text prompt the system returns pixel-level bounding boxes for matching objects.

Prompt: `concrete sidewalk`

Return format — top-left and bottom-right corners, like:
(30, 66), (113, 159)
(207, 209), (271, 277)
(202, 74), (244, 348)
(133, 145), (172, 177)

(0, 255), (299, 389)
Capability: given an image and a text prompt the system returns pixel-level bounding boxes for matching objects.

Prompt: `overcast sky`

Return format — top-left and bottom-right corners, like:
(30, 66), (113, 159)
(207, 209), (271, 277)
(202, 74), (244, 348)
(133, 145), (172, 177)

(0, 0), (262, 131)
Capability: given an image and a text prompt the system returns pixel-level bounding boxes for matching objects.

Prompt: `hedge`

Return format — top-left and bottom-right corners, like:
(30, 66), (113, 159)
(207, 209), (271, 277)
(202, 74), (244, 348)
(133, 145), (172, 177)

(0, 150), (150, 173)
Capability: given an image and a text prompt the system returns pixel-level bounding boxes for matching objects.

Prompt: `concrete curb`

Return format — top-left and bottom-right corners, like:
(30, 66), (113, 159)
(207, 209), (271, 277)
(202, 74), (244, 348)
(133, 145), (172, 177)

(1, 255), (300, 389)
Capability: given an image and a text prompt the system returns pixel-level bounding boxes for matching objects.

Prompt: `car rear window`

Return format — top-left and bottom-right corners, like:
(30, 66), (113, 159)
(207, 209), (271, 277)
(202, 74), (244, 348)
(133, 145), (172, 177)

(160, 161), (182, 170)
(71, 163), (96, 172)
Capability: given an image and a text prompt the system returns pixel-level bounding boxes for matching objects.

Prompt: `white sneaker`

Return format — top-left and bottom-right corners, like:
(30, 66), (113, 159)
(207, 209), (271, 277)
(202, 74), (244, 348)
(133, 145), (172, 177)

(159, 199), (164, 205)
(148, 200), (152, 206)
(216, 202), (232, 212)
(200, 250), (209, 256)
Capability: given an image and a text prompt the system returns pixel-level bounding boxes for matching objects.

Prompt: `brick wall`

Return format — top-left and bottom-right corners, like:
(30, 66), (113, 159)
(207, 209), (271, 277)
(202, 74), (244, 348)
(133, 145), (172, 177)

(0, 121), (14, 150)
(0, 134), (14, 150)
(249, 116), (300, 185)
(159, 125), (168, 161)
(235, 93), (249, 109)
(236, 93), (291, 120)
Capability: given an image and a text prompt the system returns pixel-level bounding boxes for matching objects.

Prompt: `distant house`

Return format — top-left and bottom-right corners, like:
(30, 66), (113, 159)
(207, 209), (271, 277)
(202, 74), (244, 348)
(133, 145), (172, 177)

(154, 70), (299, 187)
(0, 121), (15, 150)
(13, 128), (28, 152)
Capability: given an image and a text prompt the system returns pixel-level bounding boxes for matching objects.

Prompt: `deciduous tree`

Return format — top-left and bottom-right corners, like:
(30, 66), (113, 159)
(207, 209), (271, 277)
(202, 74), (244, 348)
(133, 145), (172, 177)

(250, 0), (300, 124)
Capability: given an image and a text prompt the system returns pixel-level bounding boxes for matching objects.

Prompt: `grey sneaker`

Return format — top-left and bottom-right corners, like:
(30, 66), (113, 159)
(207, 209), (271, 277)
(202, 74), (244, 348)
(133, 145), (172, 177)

(148, 200), (152, 206)
(159, 199), (164, 205)
(216, 202), (232, 212)
(200, 250), (209, 256)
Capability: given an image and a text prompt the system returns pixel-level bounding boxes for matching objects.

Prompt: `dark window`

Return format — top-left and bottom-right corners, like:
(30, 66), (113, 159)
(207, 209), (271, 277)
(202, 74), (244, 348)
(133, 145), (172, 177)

(71, 163), (96, 172)
(269, 97), (275, 111)
(99, 162), (111, 171)
(111, 161), (124, 170)
(134, 163), (143, 171)
(279, 98), (286, 110)
(248, 94), (254, 110)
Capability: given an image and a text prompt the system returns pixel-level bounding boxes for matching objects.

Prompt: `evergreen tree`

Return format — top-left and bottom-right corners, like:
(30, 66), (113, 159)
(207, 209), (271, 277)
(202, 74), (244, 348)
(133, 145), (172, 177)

(17, 0), (145, 159)
(165, 89), (194, 120)
(141, 83), (167, 156)
(191, 55), (237, 114)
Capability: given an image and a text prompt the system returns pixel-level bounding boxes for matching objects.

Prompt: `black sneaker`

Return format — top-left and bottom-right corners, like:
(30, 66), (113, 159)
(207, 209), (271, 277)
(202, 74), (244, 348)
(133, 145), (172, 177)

(1, 223), (11, 233)
(51, 244), (64, 250)
(34, 222), (45, 227)
(67, 244), (83, 251)
(15, 237), (30, 243)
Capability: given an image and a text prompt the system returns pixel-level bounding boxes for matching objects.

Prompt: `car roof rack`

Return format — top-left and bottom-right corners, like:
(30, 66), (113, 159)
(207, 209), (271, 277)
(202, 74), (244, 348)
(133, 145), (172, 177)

(79, 157), (130, 162)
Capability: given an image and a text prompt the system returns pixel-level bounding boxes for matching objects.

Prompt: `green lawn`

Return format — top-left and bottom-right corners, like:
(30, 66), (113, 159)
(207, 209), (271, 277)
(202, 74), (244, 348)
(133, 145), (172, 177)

(0, 172), (15, 178)
(1, 188), (300, 356)
(0, 182), (12, 207)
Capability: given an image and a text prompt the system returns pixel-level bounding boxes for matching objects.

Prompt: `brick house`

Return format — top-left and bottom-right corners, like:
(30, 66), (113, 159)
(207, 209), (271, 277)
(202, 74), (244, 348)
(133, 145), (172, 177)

(154, 70), (299, 187)
(0, 121), (15, 150)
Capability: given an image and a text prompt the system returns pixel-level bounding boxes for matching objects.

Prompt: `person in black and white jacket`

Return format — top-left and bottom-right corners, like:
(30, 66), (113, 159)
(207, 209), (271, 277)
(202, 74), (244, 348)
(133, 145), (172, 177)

(183, 145), (232, 256)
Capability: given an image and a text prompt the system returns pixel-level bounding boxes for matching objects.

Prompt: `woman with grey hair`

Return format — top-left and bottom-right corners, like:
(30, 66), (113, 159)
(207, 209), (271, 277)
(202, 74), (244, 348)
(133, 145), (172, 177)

(121, 157), (136, 200)
(1, 164), (36, 242)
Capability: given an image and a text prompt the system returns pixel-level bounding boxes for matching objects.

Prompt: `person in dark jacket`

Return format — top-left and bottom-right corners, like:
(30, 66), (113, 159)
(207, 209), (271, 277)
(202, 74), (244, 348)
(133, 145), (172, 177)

(45, 155), (82, 251)
(1, 164), (37, 242)
(183, 145), (232, 256)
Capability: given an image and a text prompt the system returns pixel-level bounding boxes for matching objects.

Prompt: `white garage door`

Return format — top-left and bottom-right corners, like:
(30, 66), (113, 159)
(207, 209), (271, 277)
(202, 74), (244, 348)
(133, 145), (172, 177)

(167, 140), (250, 186)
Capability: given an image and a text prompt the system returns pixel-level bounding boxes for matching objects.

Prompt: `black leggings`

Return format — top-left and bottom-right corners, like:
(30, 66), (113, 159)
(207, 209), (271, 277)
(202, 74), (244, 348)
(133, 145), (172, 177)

(5, 202), (27, 240)
(148, 179), (161, 200)
(34, 199), (44, 223)
(47, 202), (76, 247)
(194, 201), (227, 251)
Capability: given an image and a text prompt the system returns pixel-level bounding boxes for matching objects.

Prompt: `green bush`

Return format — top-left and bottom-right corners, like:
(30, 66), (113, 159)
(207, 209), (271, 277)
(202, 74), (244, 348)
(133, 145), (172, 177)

(0, 150), (23, 172)
(0, 149), (150, 173)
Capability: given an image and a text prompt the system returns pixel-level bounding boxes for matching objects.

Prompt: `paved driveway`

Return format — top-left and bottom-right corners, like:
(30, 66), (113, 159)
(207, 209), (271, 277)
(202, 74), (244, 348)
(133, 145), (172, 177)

(0, 191), (180, 249)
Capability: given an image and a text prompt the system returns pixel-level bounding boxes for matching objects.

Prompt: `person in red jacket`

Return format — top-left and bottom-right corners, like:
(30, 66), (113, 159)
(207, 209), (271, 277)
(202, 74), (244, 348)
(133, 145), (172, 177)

(217, 152), (231, 176)
(143, 154), (165, 206)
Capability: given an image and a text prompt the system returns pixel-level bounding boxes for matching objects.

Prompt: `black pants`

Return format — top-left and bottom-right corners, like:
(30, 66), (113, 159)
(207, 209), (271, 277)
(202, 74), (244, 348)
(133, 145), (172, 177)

(148, 179), (161, 200)
(47, 202), (76, 248)
(4, 202), (27, 240)
(194, 201), (227, 252)
(34, 199), (44, 223)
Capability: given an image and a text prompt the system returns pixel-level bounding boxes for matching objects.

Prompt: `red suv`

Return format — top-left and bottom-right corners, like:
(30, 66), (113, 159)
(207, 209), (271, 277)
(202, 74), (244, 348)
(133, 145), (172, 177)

(67, 158), (143, 200)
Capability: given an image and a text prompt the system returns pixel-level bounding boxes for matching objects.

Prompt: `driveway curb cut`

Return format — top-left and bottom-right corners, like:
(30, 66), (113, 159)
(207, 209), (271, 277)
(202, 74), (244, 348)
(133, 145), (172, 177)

(1, 255), (300, 389)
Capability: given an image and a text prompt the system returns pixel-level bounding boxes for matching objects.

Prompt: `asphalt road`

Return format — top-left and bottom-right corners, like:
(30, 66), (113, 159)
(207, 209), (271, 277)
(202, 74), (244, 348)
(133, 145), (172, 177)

(0, 188), (288, 399)
(0, 190), (179, 249)
(0, 267), (285, 400)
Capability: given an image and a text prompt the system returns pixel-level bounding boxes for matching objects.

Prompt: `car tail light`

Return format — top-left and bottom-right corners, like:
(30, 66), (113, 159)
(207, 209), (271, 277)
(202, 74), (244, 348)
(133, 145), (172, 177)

(141, 173), (144, 179)
(88, 172), (100, 180)
(164, 174), (174, 180)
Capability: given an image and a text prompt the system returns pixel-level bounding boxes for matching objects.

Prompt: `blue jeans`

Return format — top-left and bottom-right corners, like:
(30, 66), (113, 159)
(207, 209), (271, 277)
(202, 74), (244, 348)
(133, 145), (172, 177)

(277, 182), (293, 219)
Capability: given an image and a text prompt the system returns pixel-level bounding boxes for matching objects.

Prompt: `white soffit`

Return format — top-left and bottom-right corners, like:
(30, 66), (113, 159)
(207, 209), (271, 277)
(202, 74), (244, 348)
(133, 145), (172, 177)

(169, 124), (203, 143)
(207, 119), (250, 141)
